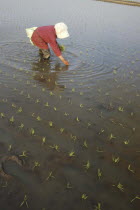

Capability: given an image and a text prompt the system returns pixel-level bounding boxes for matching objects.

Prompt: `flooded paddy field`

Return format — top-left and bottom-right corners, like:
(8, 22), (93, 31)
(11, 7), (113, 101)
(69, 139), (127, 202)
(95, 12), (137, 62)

(0, 0), (140, 209)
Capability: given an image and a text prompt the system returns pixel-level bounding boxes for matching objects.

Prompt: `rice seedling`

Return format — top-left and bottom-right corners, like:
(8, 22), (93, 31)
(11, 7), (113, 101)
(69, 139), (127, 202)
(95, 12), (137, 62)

(114, 183), (124, 192)
(49, 121), (53, 127)
(69, 151), (75, 157)
(83, 160), (90, 170)
(35, 99), (40, 103)
(99, 128), (104, 135)
(76, 117), (80, 122)
(80, 104), (84, 108)
(53, 107), (57, 111)
(27, 94), (31, 99)
(96, 147), (104, 152)
(49, 91), (54, 96)
(64, 112), (69, 116)
(71, 88), (75, 92)
(44, 102), (49, 107)
(131, 195), (140, 203)
(70, 134), (77, 141)
(46, 171), (55, 181)
(111, 153), (120, 162)
(36, 116), (42, 121)
(19, 194), (29, 208)
(12, 103), (17, 108)
(97, 169), (102, 180)
(17, 107), (23, 113)
(42, 137), (46, 145)
(50, 144), (59, 152)
(0, 112), (5, 118)
(66, 182), (72, 189)
(109, 133), (116, 140)
(123, 140), (129, 145)
(81, 194), (88, 200)
(42, 88), (45, 92)
(83, 140), (88, 148)
(19, 151), (28, 157)
(80, 92), (83, 95)
(9, 116), (15, 123)
(19, 90), (24, 95)
(60, 128), (64, 134)
(128, 164), (134, 173)
(29, 128), (35, 135)
(8, 144), (12, 151)
(94, 203), (101, 210)
(18, 123), (24, 129)
(32, 161), (40, 170)
(118, 106), (124, 112)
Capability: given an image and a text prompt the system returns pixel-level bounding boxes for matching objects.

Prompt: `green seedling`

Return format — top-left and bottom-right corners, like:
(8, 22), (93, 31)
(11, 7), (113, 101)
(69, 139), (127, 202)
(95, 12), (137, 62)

(64, 112), (69, 116)
(46, 171), (55, 181)
(109, 133), (116, 140)
(9, 116), (15, 123)
(70, 134), (77, 141)
(8, 144), (12, 151)
(45, 102), (49, 107)
(59, 44), (65, 52)
(99, 128), (104, 135)
(112, 156), (120, 163)
(96, 147), (104, 152)
(66, 182), (72, 189)
(69, 151), (75, 157)
(80, 92), (83, 95)
(60, 128), (64, 134)
(19, 151), (28, 157)
(42, 137), (46, 145)
(118, 106), (124, 112)
(32, 161), (40, 170)
(27, 94), (31, 99)
(17, 107), (23, 113)
(76, 117), (80, 122)
(20, 90), (24, 95)
(30, 128), (35, 135)
(20, 194), (29, 208)
(42, 88), (45, 92)
(50, 91), (54, 96)
(0, 112), (5, 118)
(81, 194), (88, 200)
(128, 164), (134, 173)
(35, 99), (40, 103)
(117, 183), (124, 192)
(72, 88), (75, 92)
(80, 104), (84, 108)
(54, 107), (57, 111)
(131, 195), (140, 203)
(32, 113), (35, 117)
(97, 169), (102, 180)
(83, 140), (88, 148)
(50, 144), (59, 152)
(94, 203), (101, 210)
(26, 80), (30, 85)
(36, 116), (42, 121)
(49, 121), (53, 127)
(12, 103), (17, 108)
(83, 160), (90, 170)
(124, 140), (129, 145)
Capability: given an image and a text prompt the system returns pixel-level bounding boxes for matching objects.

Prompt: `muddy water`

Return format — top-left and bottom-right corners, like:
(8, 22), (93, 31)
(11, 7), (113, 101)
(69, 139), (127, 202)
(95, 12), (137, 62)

(0, 0), (140, 209)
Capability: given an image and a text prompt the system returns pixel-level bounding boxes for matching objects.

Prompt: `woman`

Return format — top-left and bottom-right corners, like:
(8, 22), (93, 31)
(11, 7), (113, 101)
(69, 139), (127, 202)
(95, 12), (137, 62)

(26, 22), (69, 65)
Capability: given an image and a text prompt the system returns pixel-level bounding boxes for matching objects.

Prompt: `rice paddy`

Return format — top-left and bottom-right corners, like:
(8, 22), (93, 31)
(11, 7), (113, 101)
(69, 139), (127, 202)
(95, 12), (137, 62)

(0, 0), (140, 209)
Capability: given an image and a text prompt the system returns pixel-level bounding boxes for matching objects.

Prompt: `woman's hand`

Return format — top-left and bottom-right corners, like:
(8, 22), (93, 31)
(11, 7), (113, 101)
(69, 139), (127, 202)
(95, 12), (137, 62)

(63, 59), (69, 65)
(58, 55), (69, 65)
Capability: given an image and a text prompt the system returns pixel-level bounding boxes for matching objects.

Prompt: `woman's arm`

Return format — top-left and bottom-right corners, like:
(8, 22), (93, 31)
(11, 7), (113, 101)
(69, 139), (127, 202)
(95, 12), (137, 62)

(58, 55), (69, 65)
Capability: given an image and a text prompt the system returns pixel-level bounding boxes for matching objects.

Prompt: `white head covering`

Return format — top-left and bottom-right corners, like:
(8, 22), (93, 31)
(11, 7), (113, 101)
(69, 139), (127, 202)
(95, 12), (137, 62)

(54, 22), (69, 39)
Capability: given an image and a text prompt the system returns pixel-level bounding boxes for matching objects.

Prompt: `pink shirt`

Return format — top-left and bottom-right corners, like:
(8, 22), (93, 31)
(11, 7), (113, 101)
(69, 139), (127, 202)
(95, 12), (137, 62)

(31, 25), (61, 57)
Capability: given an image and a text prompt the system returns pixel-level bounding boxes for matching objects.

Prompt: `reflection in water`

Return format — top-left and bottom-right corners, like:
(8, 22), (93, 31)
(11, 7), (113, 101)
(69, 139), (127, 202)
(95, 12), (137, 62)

(31, 58), (69, 91)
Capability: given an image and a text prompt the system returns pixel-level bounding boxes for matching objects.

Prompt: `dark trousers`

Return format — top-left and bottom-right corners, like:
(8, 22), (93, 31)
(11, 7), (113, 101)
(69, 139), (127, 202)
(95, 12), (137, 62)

(39, 49), (51, 60)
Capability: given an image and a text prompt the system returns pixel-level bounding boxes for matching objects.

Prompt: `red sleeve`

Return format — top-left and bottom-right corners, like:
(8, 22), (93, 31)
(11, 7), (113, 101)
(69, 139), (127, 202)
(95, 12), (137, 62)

(49, 40), (62, 57)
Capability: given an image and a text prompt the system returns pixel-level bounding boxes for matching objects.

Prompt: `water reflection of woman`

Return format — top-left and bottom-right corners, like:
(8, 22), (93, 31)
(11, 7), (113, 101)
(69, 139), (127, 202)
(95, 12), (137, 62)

(31, 61), (68, 91)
